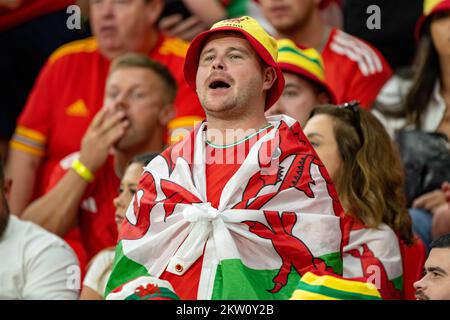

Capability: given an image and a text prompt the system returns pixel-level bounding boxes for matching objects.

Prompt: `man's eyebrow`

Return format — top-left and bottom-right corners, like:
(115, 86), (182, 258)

(200, 48), (215, 57)
(285, 83), (300, 89)
(227, 46), (246, 52)
(426, 266), (448, 275)
(201, 46), (248, 57)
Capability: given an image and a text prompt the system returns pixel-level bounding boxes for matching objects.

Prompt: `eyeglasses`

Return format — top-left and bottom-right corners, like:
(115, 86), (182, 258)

(339, 100), (364, 146)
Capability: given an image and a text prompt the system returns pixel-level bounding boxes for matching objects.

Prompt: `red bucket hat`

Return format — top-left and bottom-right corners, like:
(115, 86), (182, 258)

(184, 16), (285, 110)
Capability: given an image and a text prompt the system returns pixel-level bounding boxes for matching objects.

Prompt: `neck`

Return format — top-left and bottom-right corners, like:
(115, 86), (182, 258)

(277, 12), (328, 50)
(103, 29), (159, 61)
(205, 110), (270, 145)
(138, 29), (159, 56)
(113, 128), (164, 178)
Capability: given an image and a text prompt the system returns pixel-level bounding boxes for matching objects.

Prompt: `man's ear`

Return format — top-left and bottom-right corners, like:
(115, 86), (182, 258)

(262, 66), (277, 91)
(146, 0), (164, 25)
(158, 103), (175, 126)
(317, 91), (330, 104)
(3, 178), (12, 202)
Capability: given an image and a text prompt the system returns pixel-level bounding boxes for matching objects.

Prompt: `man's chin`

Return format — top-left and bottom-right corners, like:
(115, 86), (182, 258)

(97, 40), (123, 59)
(114, 137), (131, 153)
(202, 99), (237, 115)
(269, 19), (297, 34)
(415, 294), (430, 300)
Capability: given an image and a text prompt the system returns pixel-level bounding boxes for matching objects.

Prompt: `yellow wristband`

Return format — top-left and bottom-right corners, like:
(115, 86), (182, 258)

(71, 159), (95, 183)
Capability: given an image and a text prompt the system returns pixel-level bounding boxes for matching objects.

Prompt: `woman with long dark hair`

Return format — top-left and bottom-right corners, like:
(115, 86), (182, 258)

(373, 0), (450, 248)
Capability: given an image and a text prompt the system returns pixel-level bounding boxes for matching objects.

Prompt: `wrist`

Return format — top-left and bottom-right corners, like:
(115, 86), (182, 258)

(71, 159), (95, 183)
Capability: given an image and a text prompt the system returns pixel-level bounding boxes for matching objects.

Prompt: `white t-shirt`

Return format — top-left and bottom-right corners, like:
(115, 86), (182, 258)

(0, 216), (80, 300)
(373, 77), (446, 139)
(83, 249), (115, 297)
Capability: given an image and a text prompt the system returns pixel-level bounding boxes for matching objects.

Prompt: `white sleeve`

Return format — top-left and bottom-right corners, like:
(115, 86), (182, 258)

(22, 237), (80, 300)
(83, 250), (114, 296)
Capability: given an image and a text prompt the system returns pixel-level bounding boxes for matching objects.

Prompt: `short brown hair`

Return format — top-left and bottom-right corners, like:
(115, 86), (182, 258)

(109, 53), (177, 104)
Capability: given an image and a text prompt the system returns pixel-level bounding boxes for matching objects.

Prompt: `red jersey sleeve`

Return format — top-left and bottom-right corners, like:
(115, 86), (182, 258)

(323, 29), (393, 109)
(45, 152), (81, 193)
(347, 52), (392, 109)
(10, 59), (57, 157)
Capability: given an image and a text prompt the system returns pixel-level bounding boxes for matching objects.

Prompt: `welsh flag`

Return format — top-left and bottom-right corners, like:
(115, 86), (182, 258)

(342, 218), (404, 299)
(105, 115), (345, 300)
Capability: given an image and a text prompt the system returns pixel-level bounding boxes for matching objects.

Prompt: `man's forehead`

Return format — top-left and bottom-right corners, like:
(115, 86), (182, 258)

(426, 248), (450, 272)
(107, 67), (159, 86)
(201, 32), (251, 52)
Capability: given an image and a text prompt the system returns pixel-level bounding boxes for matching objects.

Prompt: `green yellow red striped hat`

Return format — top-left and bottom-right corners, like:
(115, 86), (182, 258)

(277, 39), (336, 104)
(290, 272), (382, 300)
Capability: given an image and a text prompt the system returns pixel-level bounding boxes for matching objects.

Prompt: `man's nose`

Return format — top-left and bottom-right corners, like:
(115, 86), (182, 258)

(96, 0), (114, 19)
(111, 93), (129, 111)
(212, 58), (225, 70)
(413, 276), (425, 291)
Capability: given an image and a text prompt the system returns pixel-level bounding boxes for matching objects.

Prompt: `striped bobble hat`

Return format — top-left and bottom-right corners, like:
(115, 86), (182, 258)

(290, 272), (382, 300)
(277, 39), (337, 104)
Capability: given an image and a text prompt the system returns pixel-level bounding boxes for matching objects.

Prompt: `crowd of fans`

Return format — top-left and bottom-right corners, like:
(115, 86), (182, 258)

(0, 0), (449, 300)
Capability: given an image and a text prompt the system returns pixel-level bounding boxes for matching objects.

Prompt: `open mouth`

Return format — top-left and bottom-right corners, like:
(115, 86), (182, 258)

(99, 26), (117, 35)
(209, 80), (231, 89)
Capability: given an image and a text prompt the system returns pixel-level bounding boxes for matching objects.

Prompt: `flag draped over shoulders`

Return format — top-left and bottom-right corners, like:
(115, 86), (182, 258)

(341, 217), (404, 299)
(105, 115), (345, 300)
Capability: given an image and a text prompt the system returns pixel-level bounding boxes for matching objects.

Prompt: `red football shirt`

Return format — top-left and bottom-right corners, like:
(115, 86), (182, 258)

(0, 0), (74, 31)
(11, 34), (204, 198)
(47, 152), (119, 261)
(204, 126), (273, 207)
(322, 28), (392, 108)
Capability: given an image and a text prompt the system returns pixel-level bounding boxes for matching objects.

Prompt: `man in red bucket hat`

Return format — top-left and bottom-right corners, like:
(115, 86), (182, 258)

(184, 15), (285, 112)
(105, 16), (346, 300)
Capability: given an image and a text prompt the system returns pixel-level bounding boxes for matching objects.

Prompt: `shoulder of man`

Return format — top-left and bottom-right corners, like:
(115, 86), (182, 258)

(48, 37), (99, 65)
(154, 34), (189, 59)
(7, 215), (76, 258)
